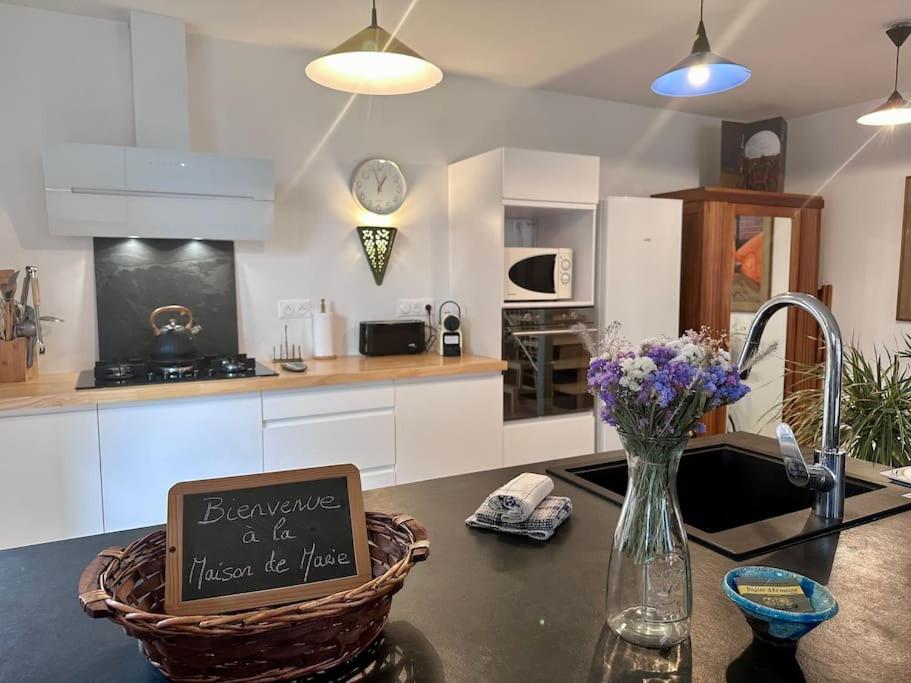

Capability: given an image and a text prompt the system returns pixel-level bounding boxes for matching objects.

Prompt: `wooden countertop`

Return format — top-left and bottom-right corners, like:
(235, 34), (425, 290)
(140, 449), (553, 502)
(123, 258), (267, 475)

(0, 354), (506, 413)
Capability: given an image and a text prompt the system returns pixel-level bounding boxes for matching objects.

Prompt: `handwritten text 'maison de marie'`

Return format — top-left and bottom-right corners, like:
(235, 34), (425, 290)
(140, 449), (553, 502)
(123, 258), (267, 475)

(187, 541), (352, 590)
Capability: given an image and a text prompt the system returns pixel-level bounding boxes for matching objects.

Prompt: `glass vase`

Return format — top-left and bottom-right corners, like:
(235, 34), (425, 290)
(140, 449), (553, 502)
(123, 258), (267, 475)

(606, 431), (692, 649)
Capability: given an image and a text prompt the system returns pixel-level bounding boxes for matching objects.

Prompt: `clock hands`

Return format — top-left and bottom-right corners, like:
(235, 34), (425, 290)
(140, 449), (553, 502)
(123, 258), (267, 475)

(370, 165), (390, 195)
(354, 160), (403, 213)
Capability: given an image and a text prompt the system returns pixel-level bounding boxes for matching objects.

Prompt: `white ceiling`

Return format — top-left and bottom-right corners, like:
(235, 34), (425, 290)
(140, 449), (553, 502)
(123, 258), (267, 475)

(8, 0), (911, 120)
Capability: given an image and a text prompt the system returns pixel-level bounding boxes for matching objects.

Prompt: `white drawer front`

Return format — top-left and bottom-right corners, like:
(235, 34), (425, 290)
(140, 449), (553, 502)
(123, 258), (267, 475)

(504, 413), (595, 467)
(263, 409), (395, 476)
(262, 382), (394, 421)
(361, 466), (396, 491)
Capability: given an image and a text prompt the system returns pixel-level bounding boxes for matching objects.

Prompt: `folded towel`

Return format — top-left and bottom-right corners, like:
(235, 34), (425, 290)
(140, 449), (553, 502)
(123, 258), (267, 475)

(485, 472), (554, 523)
(466, 495), (573, 541)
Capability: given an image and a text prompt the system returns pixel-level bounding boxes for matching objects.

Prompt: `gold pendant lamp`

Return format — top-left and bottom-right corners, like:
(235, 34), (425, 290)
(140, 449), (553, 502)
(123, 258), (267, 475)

(306, 0), (443, 95)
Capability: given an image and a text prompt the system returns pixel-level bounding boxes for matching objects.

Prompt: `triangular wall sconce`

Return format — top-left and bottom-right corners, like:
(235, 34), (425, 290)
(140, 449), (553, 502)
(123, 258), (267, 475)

(357, 226), (397, 285)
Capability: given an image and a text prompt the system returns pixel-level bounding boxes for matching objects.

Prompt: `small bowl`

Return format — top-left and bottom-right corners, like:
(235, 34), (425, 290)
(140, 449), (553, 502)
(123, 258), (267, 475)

(722, 566), (838, 647)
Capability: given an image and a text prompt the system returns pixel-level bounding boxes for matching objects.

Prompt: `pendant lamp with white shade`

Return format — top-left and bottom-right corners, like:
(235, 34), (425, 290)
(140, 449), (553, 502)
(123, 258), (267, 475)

(306, 0), (443, 96)
(857, 23), (911, 127)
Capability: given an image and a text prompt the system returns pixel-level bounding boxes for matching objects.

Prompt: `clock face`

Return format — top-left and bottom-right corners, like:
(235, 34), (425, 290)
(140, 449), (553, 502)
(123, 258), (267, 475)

(351, 159), (407, 215)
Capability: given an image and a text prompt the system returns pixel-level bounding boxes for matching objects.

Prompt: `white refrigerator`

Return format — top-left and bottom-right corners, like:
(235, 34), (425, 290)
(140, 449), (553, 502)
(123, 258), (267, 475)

(596, 197), (683, 452)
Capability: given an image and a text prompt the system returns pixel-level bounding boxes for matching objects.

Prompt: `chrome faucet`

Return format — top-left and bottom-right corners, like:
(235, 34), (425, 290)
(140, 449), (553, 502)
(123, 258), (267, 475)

(736, 292), (846, 520)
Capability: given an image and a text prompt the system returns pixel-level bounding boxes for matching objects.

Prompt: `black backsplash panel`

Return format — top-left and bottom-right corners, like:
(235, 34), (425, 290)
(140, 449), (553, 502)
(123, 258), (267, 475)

(93, 238), (239, 360)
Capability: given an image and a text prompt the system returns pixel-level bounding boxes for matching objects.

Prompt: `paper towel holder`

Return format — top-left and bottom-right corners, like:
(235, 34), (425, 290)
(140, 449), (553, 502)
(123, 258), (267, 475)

(313, 298), (337, 360)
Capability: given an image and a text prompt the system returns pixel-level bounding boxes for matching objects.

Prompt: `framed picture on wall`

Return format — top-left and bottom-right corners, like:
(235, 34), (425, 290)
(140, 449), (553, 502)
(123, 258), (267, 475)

(732, 215), (773, 313)
(898, 176), (911, 321)
(720, 117), (788, 193)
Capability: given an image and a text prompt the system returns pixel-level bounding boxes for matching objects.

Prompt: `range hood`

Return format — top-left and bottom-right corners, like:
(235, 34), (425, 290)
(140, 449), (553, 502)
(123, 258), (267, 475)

(43, 11), (275, 240)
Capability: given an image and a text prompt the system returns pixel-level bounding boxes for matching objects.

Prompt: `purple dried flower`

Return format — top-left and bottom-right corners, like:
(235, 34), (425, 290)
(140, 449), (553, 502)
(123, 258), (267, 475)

(586, 326), (751, 438)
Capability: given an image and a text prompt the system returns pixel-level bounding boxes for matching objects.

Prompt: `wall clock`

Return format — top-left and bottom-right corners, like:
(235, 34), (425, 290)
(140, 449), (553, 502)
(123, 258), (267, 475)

(351, 158), (407, 215)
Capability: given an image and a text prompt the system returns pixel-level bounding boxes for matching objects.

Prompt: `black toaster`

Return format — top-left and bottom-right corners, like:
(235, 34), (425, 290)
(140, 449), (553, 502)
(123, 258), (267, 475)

(359, 320), (425, 356)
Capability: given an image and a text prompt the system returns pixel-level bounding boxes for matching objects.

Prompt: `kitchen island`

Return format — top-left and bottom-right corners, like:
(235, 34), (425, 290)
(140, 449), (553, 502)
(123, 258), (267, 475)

(1, 450), (908, 682)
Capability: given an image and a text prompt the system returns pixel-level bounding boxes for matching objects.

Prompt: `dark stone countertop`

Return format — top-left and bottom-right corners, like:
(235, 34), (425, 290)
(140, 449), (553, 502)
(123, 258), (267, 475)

(1, 440), (910, 682)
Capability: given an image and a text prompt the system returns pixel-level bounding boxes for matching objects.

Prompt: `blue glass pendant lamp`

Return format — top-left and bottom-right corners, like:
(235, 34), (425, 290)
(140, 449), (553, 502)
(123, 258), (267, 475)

(652, 0), (751, 97)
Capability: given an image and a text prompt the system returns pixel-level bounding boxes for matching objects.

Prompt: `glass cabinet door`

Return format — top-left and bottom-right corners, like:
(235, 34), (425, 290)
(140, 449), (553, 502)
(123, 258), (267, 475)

(727, 216), (792, 435)
(502, 307), (595, 421)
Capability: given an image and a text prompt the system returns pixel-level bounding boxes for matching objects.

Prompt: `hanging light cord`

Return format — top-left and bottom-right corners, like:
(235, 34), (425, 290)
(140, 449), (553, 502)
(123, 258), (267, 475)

(371, 0), (378, 27)
(895, 42), (902, 92)
(699, 0), (704, 22)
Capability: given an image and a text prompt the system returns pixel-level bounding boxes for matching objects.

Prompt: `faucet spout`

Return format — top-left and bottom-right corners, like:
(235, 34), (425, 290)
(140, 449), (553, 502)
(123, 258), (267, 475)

(735, 292), (846, 519)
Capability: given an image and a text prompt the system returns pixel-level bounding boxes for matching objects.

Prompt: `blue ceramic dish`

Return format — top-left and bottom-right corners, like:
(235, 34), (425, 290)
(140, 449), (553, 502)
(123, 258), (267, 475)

(722, 566), (838, 647)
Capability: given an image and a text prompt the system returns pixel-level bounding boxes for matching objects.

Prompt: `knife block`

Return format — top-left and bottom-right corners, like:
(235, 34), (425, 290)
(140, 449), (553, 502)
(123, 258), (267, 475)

(0, 339), (38, 383)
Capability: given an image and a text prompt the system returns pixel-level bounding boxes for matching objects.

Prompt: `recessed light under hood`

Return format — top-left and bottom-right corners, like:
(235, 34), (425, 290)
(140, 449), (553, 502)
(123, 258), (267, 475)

(43, 11), (275, 241)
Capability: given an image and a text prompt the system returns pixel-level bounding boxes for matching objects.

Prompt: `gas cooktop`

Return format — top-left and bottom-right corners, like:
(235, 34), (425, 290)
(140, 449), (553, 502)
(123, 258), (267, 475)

(75, 354), (277, 390)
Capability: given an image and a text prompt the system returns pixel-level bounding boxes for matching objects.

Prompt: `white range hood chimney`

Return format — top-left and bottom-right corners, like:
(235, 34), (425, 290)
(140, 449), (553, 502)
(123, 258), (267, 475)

(43, 11), (275, 241)
(130, 10), (191, 150)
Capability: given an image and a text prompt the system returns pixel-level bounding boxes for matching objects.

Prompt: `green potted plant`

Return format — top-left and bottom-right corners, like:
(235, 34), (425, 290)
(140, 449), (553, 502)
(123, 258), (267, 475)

(779, 335), (911, 467)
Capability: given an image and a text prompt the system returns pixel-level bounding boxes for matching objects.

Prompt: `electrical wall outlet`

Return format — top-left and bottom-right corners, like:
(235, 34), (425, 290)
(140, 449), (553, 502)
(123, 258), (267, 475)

(278, 299), (312, 319)
(396, 299), (434, 318)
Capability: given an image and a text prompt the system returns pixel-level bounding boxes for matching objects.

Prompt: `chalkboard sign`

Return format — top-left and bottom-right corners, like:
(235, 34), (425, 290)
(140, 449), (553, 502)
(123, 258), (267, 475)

(165, 464), (371, 615)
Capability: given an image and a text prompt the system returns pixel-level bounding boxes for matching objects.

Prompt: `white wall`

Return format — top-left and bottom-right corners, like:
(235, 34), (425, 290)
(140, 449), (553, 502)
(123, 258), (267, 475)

(0, 4), (133, 371)
(787, 99), (911, 351)
(0, 4), (718, 371)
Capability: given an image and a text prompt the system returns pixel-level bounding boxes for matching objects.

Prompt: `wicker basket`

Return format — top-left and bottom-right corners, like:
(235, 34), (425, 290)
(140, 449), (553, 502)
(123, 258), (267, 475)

(78, 512), (430, 683)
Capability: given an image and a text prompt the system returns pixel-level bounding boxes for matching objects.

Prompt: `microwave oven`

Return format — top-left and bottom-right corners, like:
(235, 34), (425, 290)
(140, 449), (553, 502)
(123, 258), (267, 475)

(504, 247), (573, 301)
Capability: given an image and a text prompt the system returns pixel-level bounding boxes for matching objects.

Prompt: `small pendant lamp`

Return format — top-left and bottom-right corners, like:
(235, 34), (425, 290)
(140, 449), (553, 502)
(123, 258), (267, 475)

(651, 0), (751, 97)
(306, 0), (443, 96)
(857, 23), (911, 127)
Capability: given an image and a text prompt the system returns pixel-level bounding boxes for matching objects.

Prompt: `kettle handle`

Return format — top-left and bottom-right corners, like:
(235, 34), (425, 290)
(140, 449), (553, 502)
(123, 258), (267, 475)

(150, 305), (193, 336)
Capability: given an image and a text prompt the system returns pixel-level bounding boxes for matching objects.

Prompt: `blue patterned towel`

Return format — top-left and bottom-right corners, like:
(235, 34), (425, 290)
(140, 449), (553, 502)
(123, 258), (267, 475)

(466, 495), (573, 541)
(485, 472), (554, 522)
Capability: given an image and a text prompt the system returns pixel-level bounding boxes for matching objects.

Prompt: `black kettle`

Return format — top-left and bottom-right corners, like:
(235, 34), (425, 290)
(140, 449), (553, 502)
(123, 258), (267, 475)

(149, 305), (202, 360)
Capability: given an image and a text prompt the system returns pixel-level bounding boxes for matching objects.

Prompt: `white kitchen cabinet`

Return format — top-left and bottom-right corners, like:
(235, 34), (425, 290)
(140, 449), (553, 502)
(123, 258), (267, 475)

(504, 413), (595, 467)
(395, 374), (503, 484)
(450, 147), (601, 358)
(0, 407), (103, 549)
(502, 148), (600, 205)
(99, 393), (263, 531)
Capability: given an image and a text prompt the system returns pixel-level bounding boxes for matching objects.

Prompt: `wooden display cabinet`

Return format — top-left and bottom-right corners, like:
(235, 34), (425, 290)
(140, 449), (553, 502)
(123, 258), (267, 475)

(652, 187), (825, 436)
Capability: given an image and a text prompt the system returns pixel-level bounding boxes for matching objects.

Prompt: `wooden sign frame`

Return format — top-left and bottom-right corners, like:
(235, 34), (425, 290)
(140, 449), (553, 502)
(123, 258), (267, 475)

(165, 464), (371, 616)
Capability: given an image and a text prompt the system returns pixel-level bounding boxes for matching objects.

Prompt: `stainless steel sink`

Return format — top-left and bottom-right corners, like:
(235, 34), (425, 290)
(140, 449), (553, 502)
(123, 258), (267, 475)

(548, 433), (911, 560)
